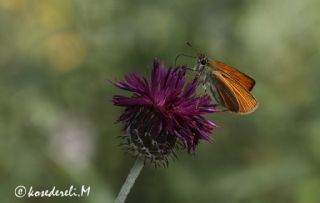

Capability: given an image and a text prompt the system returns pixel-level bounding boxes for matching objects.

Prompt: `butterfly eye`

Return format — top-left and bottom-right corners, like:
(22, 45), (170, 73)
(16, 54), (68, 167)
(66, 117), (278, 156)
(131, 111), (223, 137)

(200, 58), (207, 65)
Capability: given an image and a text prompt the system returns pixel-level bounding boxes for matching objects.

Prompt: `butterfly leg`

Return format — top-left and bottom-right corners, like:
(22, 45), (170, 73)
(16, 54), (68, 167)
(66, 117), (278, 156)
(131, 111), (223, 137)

(202, 84), (207, 93)
(199, 73), (208, 93)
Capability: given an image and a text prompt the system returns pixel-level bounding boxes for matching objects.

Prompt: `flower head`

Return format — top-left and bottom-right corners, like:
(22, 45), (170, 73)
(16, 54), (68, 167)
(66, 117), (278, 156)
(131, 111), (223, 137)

(112, 60), (219, 166)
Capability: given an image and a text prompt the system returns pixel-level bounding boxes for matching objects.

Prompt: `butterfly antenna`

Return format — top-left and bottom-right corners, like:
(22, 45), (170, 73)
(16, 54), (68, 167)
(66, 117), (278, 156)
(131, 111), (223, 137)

(186, 42), (200, 54)
(174, 53), (196, 71)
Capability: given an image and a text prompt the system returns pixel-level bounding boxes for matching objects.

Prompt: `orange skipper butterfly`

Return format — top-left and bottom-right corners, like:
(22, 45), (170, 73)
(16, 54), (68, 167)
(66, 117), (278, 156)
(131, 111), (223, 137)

(178, 43), (258, 114)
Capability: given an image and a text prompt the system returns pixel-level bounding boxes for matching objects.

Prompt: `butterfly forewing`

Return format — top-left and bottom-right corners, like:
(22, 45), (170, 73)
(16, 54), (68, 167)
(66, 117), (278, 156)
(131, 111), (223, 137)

(210, 60), (255, 91)
(209, 70), (258, 114)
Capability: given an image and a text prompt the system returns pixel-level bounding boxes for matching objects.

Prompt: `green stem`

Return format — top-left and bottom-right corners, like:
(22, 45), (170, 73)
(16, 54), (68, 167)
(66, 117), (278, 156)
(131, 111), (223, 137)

(114, 158), (144, 203)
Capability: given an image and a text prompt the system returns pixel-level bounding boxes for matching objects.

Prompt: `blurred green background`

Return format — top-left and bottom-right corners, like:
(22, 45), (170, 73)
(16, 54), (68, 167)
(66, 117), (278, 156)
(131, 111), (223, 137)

(1, 0), (320, 202)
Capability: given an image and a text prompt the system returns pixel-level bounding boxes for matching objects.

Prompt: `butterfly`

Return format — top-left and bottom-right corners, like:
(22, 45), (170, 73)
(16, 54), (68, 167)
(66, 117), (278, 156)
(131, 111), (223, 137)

(193, 52), (258, 114)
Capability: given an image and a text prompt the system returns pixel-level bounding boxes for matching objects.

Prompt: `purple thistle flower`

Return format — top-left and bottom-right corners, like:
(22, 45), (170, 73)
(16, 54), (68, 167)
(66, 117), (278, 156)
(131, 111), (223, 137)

(112, 59), (219, 166)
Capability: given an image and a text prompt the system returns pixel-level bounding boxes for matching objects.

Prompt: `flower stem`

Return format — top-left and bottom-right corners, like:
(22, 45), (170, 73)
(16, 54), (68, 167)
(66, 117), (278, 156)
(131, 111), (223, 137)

(114, 158), (144, 203)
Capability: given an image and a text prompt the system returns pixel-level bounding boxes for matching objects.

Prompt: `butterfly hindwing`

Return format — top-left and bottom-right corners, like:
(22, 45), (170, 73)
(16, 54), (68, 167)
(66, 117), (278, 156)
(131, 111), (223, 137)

(209, 70), (258, 114)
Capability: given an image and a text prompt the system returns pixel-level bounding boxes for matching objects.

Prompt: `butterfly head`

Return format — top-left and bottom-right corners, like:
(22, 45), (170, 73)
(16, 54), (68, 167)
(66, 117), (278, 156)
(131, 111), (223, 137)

(195, 53), (208, 72)
(198, 54), (208, 65)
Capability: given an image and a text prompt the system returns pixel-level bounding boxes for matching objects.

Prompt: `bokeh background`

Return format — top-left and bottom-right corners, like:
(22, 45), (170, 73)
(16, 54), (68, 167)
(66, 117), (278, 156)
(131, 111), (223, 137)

(1, 0), (320, 202)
